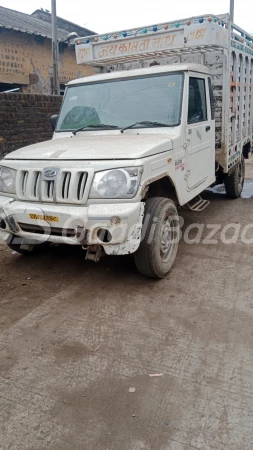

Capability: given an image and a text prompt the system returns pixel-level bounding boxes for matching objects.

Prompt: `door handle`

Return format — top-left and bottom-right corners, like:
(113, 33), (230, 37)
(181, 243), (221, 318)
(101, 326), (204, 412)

(206, 126), (211, 132)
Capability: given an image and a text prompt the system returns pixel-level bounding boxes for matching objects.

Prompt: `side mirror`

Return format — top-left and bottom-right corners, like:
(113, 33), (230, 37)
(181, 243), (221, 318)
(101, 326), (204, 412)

(50, 114), (59, 131)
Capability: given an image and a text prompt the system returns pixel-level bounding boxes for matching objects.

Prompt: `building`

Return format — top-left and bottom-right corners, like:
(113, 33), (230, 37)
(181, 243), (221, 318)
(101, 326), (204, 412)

(0, 6), (95, 94)
(32, 9), (94, 38)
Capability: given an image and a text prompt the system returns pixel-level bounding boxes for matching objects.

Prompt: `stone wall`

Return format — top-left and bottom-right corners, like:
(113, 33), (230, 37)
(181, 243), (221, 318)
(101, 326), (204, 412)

(0, 93), (62, 159)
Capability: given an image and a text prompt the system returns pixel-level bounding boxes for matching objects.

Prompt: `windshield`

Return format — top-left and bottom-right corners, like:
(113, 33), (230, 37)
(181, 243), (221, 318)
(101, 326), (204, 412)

(56, 72), (184, 132)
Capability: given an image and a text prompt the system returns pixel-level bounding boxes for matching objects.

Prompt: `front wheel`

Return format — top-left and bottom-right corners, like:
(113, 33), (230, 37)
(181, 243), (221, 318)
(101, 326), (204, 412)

(224, 156), (245, 199)
(134, 197), (179, 279)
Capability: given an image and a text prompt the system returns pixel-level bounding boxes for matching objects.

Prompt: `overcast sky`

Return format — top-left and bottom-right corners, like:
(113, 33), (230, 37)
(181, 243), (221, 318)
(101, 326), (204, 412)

(1, 0), (252, 35)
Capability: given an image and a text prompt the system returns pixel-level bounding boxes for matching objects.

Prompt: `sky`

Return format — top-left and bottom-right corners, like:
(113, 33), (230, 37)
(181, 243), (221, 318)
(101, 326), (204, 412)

(0, 0), (252, 35)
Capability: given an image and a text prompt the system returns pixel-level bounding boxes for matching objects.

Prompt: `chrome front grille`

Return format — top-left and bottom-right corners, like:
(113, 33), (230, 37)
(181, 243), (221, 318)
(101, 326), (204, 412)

(43, 179), (55, 201)
(17, 169), (89, 204)
(21, 170), (28, 196)
(62, 172), (71, 200)
(77, 172), (87, 201)
(34, 172), (41, 198)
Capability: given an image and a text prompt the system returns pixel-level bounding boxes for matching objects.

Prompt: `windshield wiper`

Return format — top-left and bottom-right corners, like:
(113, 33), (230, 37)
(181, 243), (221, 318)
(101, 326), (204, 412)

(73, 123), (120, 135)
(120, 121), (171, 133)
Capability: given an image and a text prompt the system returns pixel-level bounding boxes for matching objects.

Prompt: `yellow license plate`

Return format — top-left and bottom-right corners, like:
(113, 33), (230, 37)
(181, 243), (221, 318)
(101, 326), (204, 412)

(29, 214), (59, 223)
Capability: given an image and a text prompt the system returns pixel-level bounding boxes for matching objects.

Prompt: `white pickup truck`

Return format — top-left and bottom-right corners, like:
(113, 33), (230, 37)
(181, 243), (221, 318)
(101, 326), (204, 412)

(0, 13), (252, 278)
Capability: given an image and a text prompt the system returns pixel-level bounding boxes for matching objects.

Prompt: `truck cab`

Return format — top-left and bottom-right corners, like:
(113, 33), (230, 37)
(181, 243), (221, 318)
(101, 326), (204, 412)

(55, 63), (215, 202)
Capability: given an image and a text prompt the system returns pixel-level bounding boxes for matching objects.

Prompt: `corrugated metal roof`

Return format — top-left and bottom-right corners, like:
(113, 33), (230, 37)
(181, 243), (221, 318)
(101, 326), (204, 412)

(0, 6), (73, 40)
(31, 9), (95, 36)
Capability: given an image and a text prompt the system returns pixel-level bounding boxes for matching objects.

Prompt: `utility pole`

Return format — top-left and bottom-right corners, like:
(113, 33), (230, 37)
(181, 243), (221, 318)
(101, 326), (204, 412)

(230, 0), (234, 22)
(51, 0), (60, 95)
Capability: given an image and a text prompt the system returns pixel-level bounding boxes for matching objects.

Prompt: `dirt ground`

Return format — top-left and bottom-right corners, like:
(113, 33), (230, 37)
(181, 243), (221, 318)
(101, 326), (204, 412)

(0, 159), (253, 450)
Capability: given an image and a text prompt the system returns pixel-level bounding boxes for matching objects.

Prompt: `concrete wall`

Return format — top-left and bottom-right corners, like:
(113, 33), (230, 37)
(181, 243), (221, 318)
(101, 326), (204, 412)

(0, 28), (94, 94)
(0, 93), (62, 159)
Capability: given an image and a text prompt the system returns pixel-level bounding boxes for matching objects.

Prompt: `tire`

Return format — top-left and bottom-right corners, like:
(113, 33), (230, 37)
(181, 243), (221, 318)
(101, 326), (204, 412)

(224, 156), (245, 199)
(134, 197), (179, 279)
(6, 236), (47, 255)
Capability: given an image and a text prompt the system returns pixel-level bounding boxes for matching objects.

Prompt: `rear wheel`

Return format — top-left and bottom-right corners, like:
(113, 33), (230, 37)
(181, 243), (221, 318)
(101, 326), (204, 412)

(224, 156), (245, 199)
(134, 197), (179, 279)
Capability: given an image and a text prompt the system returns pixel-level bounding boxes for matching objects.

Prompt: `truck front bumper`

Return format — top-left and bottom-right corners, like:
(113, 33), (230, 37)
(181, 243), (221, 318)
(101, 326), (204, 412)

(0, 196), (145, 255)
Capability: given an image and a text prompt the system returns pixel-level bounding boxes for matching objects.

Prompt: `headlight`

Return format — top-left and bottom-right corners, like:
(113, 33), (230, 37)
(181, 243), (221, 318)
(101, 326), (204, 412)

(0, 166), (17, 194)
(90, 167), (143, 199)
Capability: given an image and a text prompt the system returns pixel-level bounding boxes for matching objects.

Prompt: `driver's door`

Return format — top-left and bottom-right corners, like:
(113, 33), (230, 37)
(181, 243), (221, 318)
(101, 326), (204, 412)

(186, 76), (214, 191)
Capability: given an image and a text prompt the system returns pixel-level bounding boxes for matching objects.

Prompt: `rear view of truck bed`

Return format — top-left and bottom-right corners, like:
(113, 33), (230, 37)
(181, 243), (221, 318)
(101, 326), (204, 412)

(75, 13), (253, 173)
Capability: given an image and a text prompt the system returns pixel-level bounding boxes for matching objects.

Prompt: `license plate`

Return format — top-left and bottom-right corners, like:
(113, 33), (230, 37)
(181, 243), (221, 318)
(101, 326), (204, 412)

(29, 214), (59, 223)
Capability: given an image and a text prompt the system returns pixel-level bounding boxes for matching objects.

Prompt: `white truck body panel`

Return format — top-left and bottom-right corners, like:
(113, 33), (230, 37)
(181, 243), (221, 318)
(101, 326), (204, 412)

(68, 63), (211, 85)
(6, 133), (173, 160)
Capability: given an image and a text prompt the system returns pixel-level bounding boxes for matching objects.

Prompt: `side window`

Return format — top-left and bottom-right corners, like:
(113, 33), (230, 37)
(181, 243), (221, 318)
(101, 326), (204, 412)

(208, 77), (215, 120)
(188, 77), (207, 124)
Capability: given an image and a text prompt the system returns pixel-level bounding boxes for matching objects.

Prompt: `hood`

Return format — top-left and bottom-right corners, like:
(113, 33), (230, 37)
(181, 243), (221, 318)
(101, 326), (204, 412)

(5, 134), (173, 160)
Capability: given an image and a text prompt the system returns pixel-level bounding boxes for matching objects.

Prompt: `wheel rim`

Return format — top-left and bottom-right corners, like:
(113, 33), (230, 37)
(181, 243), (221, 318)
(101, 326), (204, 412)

(160, 217), (175, 263)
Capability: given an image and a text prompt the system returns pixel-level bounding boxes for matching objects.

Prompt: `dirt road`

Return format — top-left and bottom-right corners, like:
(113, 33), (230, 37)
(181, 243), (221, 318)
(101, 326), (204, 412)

(1, 161), (253, 450)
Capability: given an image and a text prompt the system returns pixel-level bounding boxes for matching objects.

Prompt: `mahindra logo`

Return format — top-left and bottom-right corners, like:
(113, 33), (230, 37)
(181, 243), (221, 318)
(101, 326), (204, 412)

(44, 169), (57, 178)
